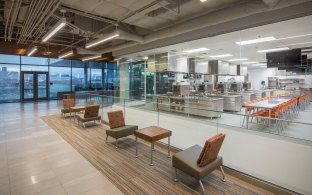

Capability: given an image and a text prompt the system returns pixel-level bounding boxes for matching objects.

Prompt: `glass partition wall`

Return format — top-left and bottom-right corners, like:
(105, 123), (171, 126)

(112, 15), (312, 143)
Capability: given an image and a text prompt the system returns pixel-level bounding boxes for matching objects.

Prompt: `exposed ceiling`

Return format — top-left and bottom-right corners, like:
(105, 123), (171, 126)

(0, 0), (311, 61)
(123, 15), (312, 70)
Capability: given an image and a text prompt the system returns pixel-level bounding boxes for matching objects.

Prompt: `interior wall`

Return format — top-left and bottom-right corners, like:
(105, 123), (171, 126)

(248, 68), (312, 89)
(248, 68), (278, 90)
(111, 105), (312, 195)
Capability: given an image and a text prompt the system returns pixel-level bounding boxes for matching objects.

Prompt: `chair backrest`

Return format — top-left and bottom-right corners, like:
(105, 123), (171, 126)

(107, 110), (125, 129)
(63, 93), (75, 99)
(84, 105), (100, 118)
(63, 99), (75, 109)
(197, 133), (225, 167)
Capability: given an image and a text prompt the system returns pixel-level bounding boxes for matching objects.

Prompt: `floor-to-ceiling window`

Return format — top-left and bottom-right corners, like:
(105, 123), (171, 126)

(49, 58), (71, 99)
(0, 54), (21, 103)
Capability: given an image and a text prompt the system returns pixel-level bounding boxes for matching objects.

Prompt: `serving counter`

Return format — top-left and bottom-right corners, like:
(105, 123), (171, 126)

(206, 94), (242, 112)
(153, 95), (224, 118)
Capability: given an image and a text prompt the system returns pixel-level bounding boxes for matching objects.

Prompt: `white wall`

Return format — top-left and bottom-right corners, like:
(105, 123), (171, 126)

(112, 105), (312, 195)
(248, 68), (278, 90)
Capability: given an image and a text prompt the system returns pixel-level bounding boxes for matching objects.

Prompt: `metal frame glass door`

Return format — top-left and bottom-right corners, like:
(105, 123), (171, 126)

(21, 71), (49, 101)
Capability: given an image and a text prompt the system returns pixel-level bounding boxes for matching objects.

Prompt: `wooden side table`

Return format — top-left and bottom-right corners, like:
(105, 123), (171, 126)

(134, 126), (172, 166)
(69, 106), (86, 121)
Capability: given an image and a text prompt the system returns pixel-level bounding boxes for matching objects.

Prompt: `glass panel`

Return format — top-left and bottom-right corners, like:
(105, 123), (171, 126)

(0, 64), (20, 102)
(21, 65), (48, 71)
(0, 54), (20, 64)
(72, 67), (88, 91)
(49, 66), (71, 98)
(23, 73), (34, 99)
(37, 73), (47, 98)
(21, 56), (48, 65)
(50, 58), (71, 67)
(91, 68), (102, 90)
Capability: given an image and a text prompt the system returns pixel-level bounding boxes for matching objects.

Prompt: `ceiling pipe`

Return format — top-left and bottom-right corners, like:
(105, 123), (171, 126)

(91, 0), (310, 55)
(262, 0), (281, 8)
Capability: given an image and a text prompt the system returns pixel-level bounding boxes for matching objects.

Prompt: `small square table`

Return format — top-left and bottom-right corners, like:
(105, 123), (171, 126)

(134, 126), (172, 166)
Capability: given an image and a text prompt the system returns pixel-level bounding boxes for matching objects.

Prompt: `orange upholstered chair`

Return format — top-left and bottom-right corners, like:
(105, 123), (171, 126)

(172, 133), (226, 194)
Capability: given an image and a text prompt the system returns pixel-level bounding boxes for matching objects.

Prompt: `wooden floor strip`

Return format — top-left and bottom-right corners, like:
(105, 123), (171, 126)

(42, 114), (274, 195)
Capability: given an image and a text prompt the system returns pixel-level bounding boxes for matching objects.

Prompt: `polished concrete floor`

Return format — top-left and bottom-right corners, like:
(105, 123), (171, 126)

(0, 101), (122, 195)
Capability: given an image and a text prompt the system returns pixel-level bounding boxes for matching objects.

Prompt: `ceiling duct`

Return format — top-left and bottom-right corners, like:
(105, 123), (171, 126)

(146, 0), (191, 17)
(262, 0), (281, 8)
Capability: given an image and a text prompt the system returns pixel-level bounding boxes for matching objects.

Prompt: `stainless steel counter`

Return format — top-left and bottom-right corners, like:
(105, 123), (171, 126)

(206, 94), (242, 112)
(153, 95), (224, 118)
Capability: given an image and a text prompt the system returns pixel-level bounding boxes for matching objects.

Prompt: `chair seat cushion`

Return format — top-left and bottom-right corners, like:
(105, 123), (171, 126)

(61, 108), (71, 113)
(172, 145), (223, 180)
(76, 113), (101, 122)
(106, 125), (138, 139)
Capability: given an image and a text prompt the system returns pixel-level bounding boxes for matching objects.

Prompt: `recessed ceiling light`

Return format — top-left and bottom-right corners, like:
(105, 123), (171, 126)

(183, 48), (210, 53)
(257, 47), (290, 53)
(209, 54), (232, 58)
(200, 0), (207, 2)
(228, 58), (248, 62)
(236, 36), (276, 45)
(242, 61), (259, 65)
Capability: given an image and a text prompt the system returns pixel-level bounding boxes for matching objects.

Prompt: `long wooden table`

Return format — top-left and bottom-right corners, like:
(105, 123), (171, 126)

(134, 126), (172, 166)
(245, 98), (290, 128)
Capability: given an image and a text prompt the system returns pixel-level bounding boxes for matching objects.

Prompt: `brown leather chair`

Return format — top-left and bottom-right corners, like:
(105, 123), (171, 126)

(76, 105), (101, 128)
(106, 110), (138, 148)
(61, 99), (75, 118)
(172, 133), (226, 194)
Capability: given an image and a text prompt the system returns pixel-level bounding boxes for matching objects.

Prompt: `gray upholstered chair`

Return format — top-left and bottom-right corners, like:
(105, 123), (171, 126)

(106, 110), (138, 148)
(61, 98), (75, 118)
(76, 105), (101, 127)
(172, 133), (226, 194)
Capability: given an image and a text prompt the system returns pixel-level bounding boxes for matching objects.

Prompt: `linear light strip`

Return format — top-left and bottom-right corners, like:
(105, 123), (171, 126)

(228, 58), (248, 62)
(59, 50), (73, 59)
(81, 55), (101, 61)
(86, 34), (119, 48)
(27, 47), (37, 56)
(236, 36), (276, 45)
(257, 47), (290, 53)
(183, 48), (210, 53)
(42, 18), (66, 42)
(209, 54), (232, 58)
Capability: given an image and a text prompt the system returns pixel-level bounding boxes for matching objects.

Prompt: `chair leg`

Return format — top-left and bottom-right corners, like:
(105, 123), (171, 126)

(106, 135), (108, 143)
(199, 180), (205, 195)
(115, 139), (118, 149)
(174, 168), (178, 182)
(220, 166), (226, 182)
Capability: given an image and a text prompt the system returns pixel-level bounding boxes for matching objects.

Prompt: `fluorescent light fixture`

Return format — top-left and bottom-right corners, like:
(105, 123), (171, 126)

(252, 63), (267, 66)
(200, 0), (207, 2)
(228, 58), (248, 62)
(209, 54), (232, 58)
(143, 56), (148, 60)
(59, 50), (73, 59)
(86, 33), (119, 48)
(278, 33), (312, 40)
(42, 18), (66, 42)
(242, 61), (259, 65)
(27, 46), (37, 56)
(81, 55), (101, 61)
(183, 48), (210, 53)
(277, 42), (312, 47)
(257, 47), (290, 53)
(236, 36), (276, 45)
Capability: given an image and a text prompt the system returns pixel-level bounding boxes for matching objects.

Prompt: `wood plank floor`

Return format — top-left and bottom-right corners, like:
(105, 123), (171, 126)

(42, 114), (274, 195)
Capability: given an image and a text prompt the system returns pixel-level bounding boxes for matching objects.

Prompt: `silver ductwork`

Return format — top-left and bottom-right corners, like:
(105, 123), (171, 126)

(262, 0), (281, 8)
